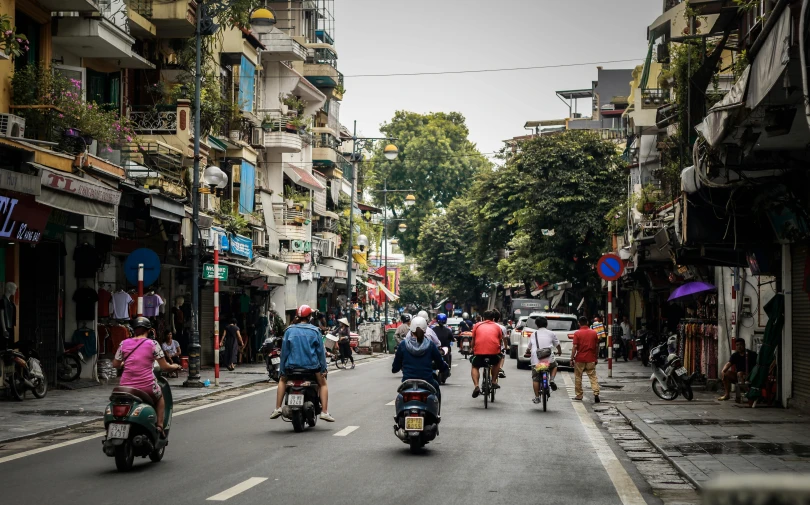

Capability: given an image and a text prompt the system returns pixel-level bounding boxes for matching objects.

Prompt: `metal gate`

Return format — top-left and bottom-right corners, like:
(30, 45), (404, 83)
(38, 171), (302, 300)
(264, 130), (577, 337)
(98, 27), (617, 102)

(791, 245), (810, 411)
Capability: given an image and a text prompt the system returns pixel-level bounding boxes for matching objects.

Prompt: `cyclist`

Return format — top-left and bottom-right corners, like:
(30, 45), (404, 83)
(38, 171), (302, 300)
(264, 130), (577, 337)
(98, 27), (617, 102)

(470, 309), (504, 398)
(492, 309), (508, 379)
(525, 316), (562, 403)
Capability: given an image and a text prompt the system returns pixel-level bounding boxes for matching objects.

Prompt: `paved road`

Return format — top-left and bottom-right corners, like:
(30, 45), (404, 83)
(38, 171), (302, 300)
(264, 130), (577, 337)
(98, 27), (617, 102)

(0, 351), (655, 505)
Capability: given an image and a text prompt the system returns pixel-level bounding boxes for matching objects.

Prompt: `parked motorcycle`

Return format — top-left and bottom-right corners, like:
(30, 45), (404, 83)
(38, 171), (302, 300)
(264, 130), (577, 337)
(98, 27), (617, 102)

(281, 368), (322, 432)
(649, 336), (694, 401)
(636, 330), (664, 367)
(260, 335), (280, 381)
(437, 346), (451, 384)
(102, 367), (173, 471)
(459, 332), (473, 360)
(1, 341), (47, 401)
(57, 342), (85, 382)
(393, 379), (441, 454)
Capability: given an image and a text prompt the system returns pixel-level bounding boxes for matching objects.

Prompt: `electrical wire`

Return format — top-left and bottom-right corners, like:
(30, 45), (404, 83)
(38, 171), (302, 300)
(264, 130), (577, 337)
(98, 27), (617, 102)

(343, 59), (644, 78)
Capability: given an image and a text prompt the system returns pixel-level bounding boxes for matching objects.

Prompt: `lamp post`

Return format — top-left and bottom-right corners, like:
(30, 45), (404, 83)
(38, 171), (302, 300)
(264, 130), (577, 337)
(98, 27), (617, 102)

(375, 180), (415, 331)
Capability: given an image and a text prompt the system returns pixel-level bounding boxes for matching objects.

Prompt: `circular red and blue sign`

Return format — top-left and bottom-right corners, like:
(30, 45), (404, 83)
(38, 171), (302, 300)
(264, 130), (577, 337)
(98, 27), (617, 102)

(597, 253), (624, 282)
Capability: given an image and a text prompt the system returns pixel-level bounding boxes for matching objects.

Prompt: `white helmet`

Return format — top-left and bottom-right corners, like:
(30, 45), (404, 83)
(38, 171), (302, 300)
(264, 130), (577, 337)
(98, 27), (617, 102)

(417, 310), (429, 320)
(462, 312), (469, 319)
(410, 316), (428, 332)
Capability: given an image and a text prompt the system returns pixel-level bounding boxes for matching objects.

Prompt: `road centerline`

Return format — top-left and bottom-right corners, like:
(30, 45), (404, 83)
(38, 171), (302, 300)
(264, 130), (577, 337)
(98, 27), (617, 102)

(206, 477), (268, 501)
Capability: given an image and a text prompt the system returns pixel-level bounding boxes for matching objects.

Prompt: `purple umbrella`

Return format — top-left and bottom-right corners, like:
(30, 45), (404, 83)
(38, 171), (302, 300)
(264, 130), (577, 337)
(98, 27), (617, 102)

(668, 281), (716, 302)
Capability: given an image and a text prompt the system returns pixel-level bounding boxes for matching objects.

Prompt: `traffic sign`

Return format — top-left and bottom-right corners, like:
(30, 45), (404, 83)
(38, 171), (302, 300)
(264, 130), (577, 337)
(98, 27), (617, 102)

(124, 248), (161, 286)
(203, 263), (228, 280)
(597, 253), (624, 282)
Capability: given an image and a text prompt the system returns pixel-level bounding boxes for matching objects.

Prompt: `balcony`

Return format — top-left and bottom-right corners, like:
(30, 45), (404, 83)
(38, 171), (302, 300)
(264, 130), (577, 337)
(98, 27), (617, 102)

(273, 203), (311, 241)
(303, 47), (343, 89)
(641, 89), (670, 109)
(258, 29), (307, 62)
(260, 115), (303, 153)
(51, 11), (154, 69)
(38, 0), (99, 10)
(598, 129), (626, 141)
(313, 216), (338, 234)
(130, 0), (197, 37)
(130, 109), (178, 134)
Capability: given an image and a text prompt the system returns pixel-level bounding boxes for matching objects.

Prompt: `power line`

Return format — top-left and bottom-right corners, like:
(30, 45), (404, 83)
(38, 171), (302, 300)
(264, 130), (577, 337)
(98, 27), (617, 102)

(344, 59), (643, 78)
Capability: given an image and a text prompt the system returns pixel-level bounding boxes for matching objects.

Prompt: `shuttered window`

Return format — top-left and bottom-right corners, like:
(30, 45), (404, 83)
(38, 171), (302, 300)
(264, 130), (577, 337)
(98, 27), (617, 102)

(791, 245), (810, 411)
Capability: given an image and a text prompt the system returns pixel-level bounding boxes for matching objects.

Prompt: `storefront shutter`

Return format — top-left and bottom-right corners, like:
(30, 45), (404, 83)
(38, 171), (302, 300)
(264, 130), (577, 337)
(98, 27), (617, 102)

(790, 245), (810, 411)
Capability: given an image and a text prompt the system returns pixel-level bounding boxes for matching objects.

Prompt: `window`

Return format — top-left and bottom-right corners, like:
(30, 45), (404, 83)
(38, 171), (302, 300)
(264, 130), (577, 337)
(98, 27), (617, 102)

(53, 65), (86, 100)
(13, 11), (39, 71)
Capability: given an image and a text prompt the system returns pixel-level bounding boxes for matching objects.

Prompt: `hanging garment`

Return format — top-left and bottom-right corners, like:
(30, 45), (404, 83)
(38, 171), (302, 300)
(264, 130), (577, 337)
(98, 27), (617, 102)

(71, 328), (97, 357)
(143, 294), (164, 317)
(73, 287), (98, 321)
(97, 288), (111, 318)
(111, 291), (133, 320)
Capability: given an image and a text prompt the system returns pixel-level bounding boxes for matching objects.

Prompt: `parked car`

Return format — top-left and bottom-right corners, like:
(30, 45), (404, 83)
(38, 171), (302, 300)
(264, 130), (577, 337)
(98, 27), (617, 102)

(516, 312), (578, 370)
(508, 316), (530, 359)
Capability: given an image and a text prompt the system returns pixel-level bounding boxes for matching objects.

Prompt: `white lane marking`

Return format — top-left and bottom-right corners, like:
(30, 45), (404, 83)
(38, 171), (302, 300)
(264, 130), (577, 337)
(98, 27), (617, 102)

(452, 364), (458, 368)
(0, 432), (107, 465)
(206, 477), (268, 501)
(333, 425), (359, 437)
(385, 400), (396, 406)
(177, 386), (277, 417)
(562, 373), (647, 505)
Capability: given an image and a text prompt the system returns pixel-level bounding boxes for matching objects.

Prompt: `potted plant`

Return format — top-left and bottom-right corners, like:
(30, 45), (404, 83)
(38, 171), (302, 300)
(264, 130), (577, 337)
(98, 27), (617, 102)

(227, 100), (242, 141)
(282, 94), (306, 117)
(0, 15), (29, 59)
(636, 184), (661, 214)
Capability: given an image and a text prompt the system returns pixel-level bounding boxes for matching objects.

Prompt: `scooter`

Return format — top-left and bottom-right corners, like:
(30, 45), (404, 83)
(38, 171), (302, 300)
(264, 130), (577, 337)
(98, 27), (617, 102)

(1, 341), (47, 401)
(459, 332), (473, 360)
(102, 367), (172, 471)
(57, 342), (85, 382)
(260, 335), (280, 382)
(393, 379), (440, 454)
(282, 368), (322, 432)
(437, 346), (451, 384)
(649, 336), (694, 401)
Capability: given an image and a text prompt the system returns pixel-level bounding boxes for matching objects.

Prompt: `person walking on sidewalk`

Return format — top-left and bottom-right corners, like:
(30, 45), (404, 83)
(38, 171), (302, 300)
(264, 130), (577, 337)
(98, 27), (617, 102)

(220, 319), (244, 371)
(718, 337), (757, 401)
(620, 316), (632, 361)
(572, 316), (600, 403)
(337, 317), (355, 369)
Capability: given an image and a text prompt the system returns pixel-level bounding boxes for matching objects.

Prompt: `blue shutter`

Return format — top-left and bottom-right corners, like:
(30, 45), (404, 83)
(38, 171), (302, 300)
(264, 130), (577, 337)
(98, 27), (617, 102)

(239, 161), (255, 213)
(239, 56), (255, 112)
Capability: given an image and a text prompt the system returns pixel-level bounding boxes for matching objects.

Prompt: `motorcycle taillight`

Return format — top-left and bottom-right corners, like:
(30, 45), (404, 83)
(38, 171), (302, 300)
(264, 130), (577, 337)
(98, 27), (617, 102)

(112, 404), (130, 417)
(403, 392), (428, 403)
(291, 380), (311, 387)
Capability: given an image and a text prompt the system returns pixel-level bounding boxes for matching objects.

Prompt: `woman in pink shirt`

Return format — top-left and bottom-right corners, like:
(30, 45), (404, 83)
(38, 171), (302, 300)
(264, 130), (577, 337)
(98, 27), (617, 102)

(113, 317), (180, 435)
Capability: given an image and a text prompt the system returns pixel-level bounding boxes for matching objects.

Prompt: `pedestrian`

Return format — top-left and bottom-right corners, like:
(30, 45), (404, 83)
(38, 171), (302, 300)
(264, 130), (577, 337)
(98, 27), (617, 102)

(572, 315), (600, 403)
(619, 316), (632, 361)
(337, 317), (354, 369)
(718, 337), (757, 401)
(161, 331), (182, 376)
(220, 318), (244, 371)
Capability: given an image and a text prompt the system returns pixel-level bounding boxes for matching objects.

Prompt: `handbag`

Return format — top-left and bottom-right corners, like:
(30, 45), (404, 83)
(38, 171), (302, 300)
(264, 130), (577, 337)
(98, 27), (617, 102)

(526, 331), (552, 359)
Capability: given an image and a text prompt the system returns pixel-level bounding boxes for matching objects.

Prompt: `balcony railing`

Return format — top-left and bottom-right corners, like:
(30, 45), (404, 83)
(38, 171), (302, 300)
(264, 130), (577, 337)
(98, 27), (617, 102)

(126, 0), (154, 18)
(598, 129), (626, 141)
(129, 109), (178, 133)
(272, 203), (311, 225)
(641, 89), (670, 109)
(313, 216), (338, 233)
(307, 48), (338, 68)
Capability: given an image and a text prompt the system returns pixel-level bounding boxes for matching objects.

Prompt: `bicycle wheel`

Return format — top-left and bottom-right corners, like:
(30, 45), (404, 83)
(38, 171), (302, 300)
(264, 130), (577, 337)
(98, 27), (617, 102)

(490, 376), (495, 403)
(335, 356), (347, 370)
(483, 367), (489, 409)
(542, 389), (547, 412)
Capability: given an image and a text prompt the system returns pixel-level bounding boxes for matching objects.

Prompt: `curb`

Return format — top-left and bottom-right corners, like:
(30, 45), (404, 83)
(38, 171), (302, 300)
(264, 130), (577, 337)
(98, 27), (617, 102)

(615, 404), (705, 490)
(0, 353), (390, 445)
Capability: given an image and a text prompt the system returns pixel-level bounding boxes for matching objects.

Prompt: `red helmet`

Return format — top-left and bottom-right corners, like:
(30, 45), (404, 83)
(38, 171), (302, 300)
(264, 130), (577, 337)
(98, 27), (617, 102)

(297, 305), (313, 318)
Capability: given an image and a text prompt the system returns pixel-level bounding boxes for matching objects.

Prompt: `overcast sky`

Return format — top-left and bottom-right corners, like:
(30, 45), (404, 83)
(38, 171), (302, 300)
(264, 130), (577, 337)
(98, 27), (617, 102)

(336, 0), (663, 157)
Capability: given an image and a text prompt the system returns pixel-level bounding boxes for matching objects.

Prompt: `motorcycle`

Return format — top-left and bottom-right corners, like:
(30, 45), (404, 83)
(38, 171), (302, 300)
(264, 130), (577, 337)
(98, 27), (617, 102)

(260, 335), (281, 381)
(281, 368), (322, 432)
(459, 331), (473, 360)
(57, 342), (85, 382)
(649, 336), (694, 401)
(1, 341), (47, 401)
(636, 330), (663, 367)
(393, 379), (441, 454)
(102, 367), (173, 471)
(437, 346), (451, 384)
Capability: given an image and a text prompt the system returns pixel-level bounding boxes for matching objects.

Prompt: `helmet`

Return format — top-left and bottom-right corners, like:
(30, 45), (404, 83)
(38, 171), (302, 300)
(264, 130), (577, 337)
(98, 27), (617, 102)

(417, 310), (429, 320)
(462, 312), (469, 319)
(437, 314), (448, 324)
(410, 316), (428, 332)
(401, 313), (412, 323)
(297, 305), (313, 318)
(132, 316), (151, 330)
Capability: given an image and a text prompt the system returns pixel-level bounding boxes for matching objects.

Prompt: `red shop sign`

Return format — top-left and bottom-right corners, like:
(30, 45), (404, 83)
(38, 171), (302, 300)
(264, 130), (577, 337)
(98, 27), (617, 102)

(287, 264), (301, 274)
(0, 194), (52, 243)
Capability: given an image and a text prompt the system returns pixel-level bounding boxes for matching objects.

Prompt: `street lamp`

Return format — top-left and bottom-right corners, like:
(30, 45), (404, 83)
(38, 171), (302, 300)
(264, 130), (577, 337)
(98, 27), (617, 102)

(404, 194), (415, 207)
(398, 223), (407, 232)
(357, 234), (369, 252)
(384, 144), (399, 161)
(203, 165), (228, 190)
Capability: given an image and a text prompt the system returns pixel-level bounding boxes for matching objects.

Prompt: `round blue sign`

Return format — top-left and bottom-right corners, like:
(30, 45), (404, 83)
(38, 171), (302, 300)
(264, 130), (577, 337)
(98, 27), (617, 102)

(123, 248), (161, 287)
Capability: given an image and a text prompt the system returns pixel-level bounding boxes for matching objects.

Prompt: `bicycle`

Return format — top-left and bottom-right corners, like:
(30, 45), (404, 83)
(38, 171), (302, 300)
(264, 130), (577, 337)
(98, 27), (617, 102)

(480, 357), (496, 409)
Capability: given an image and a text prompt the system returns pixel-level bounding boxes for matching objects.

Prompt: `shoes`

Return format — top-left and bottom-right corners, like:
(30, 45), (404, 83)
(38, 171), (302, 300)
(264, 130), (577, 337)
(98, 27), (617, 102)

(492, 383), (501, 390)
(532, 397), (541, 404)
(270, 408), (283, 419)
(574, 396), (583, 401)
(717, 395), (730, 401)
(550, 381), (558, 391)
(498, 370), (506, 378)
(594, 395), (601, 403)
(320, 412), (336, 422)
(350, 363), (355, 369)
(472, 386), (480, 398)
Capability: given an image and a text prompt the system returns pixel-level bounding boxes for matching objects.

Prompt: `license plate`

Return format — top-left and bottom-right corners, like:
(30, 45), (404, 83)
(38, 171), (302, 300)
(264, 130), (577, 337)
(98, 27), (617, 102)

(107, 423), (130, 440)
(636, 345), (643, 350)
(675, 367), (687, 377)
(405, 417), (424, 431)
(270, 357), (280, 365)
(288, 394), (304, 406)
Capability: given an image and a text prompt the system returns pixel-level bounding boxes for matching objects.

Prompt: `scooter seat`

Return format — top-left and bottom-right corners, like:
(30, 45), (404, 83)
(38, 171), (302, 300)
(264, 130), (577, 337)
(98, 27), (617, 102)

(111, 386), (156, 407)
(398, 379), (437, 395)
(287, 368), (319, 377)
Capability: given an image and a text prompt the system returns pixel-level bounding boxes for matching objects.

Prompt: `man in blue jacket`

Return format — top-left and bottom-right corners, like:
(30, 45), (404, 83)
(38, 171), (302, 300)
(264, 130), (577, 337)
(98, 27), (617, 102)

(270, 305), (334, 422)
(393, 316), (447, 403)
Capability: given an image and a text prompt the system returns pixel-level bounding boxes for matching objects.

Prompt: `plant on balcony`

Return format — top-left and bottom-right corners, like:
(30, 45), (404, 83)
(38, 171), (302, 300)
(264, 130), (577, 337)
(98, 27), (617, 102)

(0, 14), (29, 58)
(288, 115), (311, 133)
(218, 199), (250, 236)
(284, 184), (310, 210)
(636, 184), (663, 214)
(282, 94), (306, 117)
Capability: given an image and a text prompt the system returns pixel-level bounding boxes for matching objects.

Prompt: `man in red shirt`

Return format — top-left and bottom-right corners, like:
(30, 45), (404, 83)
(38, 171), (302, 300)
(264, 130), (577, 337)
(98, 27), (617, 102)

(571, 316), (600, 402)
(470, 310), (504, 398)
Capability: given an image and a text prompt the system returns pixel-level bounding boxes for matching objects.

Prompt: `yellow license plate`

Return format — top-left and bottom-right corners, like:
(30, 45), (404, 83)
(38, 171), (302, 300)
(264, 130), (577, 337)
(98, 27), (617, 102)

(405, 417), (424, 431)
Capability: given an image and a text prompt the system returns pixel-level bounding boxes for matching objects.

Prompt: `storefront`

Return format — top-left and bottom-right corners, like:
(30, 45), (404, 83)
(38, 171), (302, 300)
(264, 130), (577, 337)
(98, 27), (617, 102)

(790, 245), (810, 411)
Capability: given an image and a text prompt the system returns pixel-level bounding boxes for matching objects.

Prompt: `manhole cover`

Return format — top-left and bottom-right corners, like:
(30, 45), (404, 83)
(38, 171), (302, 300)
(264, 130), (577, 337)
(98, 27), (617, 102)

(14, 410), (103, 417)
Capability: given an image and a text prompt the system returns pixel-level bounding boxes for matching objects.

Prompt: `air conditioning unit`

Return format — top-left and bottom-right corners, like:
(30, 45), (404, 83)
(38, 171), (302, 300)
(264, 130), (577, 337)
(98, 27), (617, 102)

(251, 127), (264, 147)
(0, 114), (25, 138)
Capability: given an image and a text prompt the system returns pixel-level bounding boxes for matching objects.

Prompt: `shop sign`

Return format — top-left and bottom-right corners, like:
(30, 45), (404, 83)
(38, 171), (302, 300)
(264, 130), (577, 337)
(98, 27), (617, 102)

(335, 269), (347, 278)
(0, 169), (40, 196)
(41, 169), (121, 205)
(230, 234), (253, 259)
(287, 264), (301, 274)
(202, 263), (228, 280)
(291, 240), (311, 252)
(0, 194), (51, 243)
(300, 270), (312, 281)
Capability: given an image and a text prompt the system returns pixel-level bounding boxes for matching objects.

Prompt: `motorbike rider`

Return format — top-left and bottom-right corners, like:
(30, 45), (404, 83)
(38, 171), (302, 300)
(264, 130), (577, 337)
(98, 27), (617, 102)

(395, 313), (412, 345)
(432, 313), (454, 369)
(392, 316), (447, 403)
(459, 313), (473, 333)
(270, 305), (335, 422)
(112, 317), (181, 437)
(417, 310), (442, 347)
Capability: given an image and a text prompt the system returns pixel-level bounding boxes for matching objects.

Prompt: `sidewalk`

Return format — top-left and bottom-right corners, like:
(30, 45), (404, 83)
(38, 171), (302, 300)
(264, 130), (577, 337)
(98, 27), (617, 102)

(597, 358), (810, 488)
(0, 353), (381, 444)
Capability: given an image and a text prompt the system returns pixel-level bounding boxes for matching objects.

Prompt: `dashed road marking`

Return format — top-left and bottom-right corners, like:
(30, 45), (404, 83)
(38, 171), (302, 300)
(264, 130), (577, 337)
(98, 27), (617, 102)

(207, 477), (268, 501)
(333, 425), (359, 437)
(385, 400), (396, 406)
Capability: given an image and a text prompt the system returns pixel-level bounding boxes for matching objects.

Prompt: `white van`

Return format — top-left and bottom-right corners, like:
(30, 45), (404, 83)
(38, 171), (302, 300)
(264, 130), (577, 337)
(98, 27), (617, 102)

(516, 312), (579, 370)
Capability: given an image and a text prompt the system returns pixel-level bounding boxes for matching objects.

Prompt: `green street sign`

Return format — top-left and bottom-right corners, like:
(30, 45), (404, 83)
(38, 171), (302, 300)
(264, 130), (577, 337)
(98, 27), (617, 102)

(203, 263), (228, 280)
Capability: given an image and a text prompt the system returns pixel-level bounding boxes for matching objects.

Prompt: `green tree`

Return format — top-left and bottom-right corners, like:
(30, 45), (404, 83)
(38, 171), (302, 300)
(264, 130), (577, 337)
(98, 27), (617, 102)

(366, 111), (491, 256)
(397, 269), (435, 309)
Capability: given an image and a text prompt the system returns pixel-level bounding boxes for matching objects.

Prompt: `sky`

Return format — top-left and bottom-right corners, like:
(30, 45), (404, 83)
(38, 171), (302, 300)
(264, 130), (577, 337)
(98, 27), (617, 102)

(335, 0), (664, 157)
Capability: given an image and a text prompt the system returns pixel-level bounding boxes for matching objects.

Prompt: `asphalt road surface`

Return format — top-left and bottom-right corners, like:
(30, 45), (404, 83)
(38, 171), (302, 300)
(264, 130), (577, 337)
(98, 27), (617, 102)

(0, 351), (657, 505)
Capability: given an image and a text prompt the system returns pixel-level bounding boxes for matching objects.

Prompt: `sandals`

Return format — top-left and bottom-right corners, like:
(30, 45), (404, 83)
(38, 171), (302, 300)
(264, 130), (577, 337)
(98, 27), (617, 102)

(156, 425), (166, 438)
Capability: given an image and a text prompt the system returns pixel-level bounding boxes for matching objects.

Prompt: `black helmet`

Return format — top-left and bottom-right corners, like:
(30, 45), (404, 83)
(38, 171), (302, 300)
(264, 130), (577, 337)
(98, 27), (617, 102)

(401, 313), (412, 323)
(132, 317), (152, 330)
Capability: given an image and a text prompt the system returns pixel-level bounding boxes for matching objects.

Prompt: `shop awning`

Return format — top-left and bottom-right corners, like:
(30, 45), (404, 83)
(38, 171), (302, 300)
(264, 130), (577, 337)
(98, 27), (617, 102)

(36, 179), (118, 219)
(121, 183), (185, 223)
(83, 215), (118, 237)
(284, 164), (325, 192)
(377, 281), (399, 301)
(259, 192), (280, 254)
(208, 136), (228, 152)
(316, 263), (336, 277)
(217, 258), (262, 273)
(313, 207), (339, 220)
(251, 257), (288, 286)
(358, 278), (377, 290)
(747, 7), (791, 110)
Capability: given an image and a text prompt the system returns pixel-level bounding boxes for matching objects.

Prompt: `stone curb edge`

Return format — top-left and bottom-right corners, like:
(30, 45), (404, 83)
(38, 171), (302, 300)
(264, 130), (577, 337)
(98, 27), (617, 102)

(615, 404), (705, 490)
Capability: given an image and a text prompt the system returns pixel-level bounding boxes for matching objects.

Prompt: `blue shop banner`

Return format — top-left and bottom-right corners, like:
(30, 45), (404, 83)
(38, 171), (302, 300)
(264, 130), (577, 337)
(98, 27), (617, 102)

(211, 227), (230, 251)
(230, 234), (253, 259)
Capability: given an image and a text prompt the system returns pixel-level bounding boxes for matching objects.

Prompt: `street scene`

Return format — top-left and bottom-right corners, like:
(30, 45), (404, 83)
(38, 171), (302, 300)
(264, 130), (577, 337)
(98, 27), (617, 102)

(1, 0), (810, 504)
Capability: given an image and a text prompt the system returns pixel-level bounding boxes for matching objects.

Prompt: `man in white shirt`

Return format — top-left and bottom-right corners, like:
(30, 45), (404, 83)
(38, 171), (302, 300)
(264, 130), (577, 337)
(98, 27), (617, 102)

(620, 316), (632, 362)
(525, 316), (562, 403)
